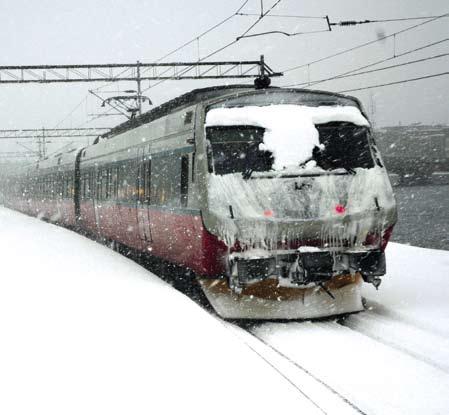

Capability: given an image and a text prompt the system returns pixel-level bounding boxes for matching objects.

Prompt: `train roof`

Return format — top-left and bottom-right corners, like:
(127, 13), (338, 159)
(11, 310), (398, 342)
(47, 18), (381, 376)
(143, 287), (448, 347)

(102, 84), (363, 140)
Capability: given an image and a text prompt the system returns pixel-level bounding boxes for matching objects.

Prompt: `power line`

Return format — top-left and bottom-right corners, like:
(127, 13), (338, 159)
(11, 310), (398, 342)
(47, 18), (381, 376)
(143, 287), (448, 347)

(281, 12), (449, 73)
(156, 0), (250, 63)
(283, 37), (449, 87)
(142, 0), (284, 94)
(237, 12), (326, 19)
(91, 1), (250, 95)
(330, 15), (445, 26)
(337, 71), (449, 93)
(52, 95), (88, 129)
(236, 28), (330, 39)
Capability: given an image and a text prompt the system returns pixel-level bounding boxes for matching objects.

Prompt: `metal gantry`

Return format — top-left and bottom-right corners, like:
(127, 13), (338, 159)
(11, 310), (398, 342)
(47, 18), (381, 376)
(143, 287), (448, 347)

(0, 56), (283, 160)
(0, 128), (110, 160)
(0, 58), (282, 84)
(0, 127), (110, 140)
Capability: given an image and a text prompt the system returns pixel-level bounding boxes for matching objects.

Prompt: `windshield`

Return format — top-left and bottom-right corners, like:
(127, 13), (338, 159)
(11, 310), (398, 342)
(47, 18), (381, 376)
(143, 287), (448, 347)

(206, 125), (273, 176)
(206, 121), (374, 177)
(314, 122), (374, 171)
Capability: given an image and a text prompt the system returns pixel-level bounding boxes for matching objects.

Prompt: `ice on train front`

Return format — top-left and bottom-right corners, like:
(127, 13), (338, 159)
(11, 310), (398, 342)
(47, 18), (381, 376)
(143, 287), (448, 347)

(199, 90), (397, 319)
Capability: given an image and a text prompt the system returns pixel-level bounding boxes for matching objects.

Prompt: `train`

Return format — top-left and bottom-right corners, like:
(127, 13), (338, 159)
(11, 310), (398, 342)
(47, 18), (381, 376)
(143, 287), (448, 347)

(0, 84), (397, 319)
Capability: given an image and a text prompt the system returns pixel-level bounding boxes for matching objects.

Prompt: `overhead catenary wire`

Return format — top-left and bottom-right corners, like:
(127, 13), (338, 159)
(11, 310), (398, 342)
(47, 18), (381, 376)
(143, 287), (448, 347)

(236, 12), (326, 19)
(237, 28), (330, 39)
(91, 1), (251, 95)
(291, 53), (449, 86)
(155, 0), (250, 63)
(52, 95), (88, 129)
(282, 37), (449, 88)
(337, 71), (449, 93)
(141, 0), (284, 94)
(281, 12), (449, 73)
(330, 15), (446, 26)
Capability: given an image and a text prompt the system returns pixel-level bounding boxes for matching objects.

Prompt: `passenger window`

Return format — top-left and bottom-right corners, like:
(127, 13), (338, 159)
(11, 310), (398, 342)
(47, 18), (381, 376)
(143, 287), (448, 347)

(151, 154), (181, 207)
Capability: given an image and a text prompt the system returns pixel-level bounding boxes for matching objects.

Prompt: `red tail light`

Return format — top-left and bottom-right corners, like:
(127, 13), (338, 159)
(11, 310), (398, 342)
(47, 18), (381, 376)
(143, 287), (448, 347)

(381, 225), (395, 251)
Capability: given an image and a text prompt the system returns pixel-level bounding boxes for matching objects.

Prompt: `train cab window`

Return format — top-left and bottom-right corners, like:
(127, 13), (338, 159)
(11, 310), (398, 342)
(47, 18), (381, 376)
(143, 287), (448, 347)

(206, 126), (274, 176)
(314, 122), (374, 170)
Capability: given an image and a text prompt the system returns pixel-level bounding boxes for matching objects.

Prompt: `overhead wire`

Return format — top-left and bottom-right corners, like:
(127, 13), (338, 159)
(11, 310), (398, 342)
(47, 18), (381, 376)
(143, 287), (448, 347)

(141, 0), (284, 94)
(297, 53), (449, 85)
(330, 15), (445, 26)
(281, 12), (449, 73)
(60, 1), (252, 129)
(236, 12), (325, 19)
(337, 71), (449, 93)
(156, 0), (250, 63)
(52, 95), (88, 129)
(91, 1), (251, 96)
(282, 37), (449, 88)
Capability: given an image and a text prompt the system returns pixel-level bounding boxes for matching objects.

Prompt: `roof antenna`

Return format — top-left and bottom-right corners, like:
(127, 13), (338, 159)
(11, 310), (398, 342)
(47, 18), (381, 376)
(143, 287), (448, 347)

(254, 55), (271, 89)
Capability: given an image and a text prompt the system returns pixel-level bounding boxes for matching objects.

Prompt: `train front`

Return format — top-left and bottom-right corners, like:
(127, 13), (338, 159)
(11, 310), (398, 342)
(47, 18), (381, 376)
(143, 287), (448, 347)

(199, 89), (397, 319)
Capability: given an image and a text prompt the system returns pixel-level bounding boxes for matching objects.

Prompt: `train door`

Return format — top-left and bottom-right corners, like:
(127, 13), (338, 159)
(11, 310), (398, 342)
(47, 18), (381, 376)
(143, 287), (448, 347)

(137, 146), (152, 245)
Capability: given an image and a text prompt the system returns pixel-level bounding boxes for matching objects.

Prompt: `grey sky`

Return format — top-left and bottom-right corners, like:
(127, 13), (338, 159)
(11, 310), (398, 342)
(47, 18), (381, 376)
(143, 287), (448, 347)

(0, 0), (448, 155)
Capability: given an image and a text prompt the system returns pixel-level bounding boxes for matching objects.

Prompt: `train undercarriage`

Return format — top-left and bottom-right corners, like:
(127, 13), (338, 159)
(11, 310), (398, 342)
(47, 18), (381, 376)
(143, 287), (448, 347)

(199, 248), (385, 319)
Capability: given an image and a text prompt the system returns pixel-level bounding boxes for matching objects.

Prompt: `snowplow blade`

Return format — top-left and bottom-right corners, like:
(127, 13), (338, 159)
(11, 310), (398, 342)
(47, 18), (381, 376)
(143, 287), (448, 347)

(199, 274), (364, 320)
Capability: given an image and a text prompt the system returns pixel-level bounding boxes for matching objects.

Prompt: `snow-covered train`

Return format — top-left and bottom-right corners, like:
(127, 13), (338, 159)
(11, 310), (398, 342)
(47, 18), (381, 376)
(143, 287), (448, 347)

(1, 85), (397, 319)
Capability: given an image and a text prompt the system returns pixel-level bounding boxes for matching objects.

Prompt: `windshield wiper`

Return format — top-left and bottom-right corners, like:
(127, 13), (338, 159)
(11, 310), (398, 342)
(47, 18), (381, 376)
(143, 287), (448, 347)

(242, 168), (254, 180)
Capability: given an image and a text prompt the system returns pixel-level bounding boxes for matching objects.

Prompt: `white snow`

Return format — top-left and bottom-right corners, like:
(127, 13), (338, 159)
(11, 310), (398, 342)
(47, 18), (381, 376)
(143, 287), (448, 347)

(207, 165), (395, 247)
(251, 242), (449, 415)
(206, 104), (369, 170)
(2, 206), (449, 414)
(0, 207), (319, 415)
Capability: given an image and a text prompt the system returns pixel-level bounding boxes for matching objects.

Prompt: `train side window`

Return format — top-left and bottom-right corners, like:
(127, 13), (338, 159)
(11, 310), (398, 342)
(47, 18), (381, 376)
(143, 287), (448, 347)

(137, 162), (144, 204)
(151, 154), (181, 207)
(112, 166), (118, 199)
(108, 167), (113, 199)
(81, 175), (85, 200)
(89, 171), (94, 199)
(181, 155), (189, 207)
(96, 170), (102, 201)
(85, 173), (89, 199)
(145, 160), (151, 203)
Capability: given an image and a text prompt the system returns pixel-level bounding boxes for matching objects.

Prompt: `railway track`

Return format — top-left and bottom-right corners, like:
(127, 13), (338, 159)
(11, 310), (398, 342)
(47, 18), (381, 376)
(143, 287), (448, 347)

(339, 302), (449, 374)
(222, 308), (449, 415)
(222, 321), (367, 415)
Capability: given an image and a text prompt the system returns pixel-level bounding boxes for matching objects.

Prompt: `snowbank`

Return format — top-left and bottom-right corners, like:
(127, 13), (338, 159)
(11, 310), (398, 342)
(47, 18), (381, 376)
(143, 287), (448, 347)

(206, 104), (369, 170)
(0, 207), (317, 415)
(251, 243), (449, 415)
(363, 242), (449, 335)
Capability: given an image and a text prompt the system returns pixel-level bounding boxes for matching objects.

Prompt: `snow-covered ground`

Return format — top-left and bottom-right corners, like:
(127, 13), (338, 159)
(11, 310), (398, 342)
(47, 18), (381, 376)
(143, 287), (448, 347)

(246, 244), (449, 414)
(0, 207), (319, 415)
(1, 206), (448, 414)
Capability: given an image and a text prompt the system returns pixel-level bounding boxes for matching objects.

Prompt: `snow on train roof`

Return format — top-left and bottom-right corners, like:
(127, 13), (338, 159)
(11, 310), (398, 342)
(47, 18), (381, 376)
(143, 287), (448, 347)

(206, 104), (369, 170)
